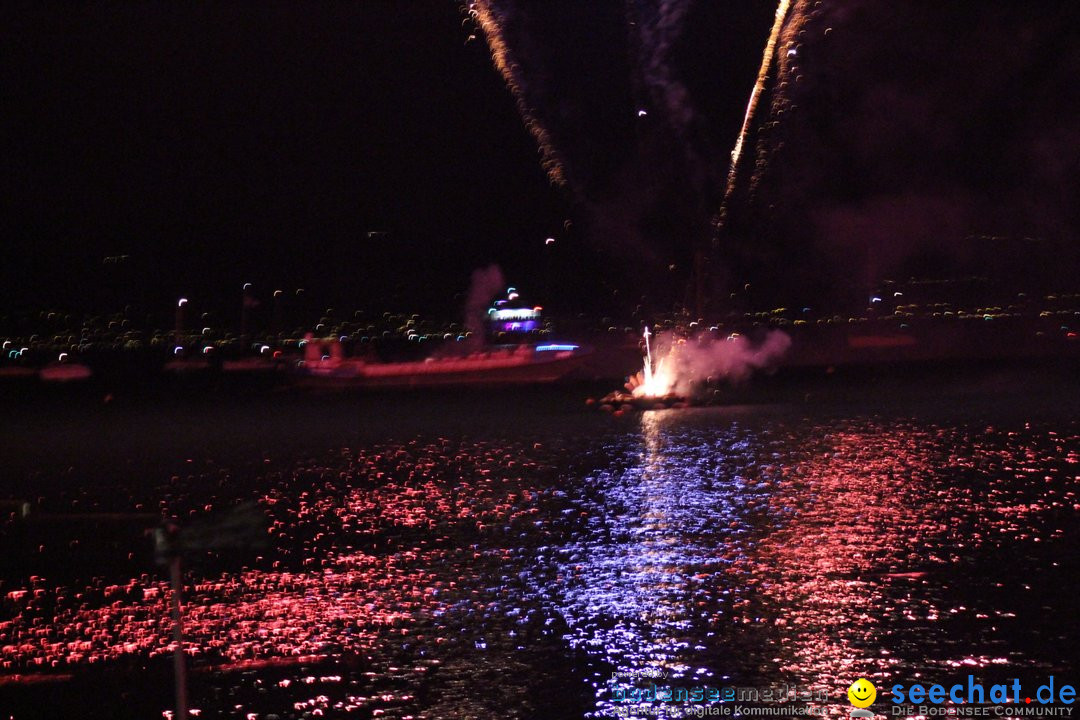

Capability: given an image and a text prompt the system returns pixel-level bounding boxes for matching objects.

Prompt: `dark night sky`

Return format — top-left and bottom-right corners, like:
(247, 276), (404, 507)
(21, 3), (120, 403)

(1, 2), (574, 316)
(0, 1), (777, 321)
(2, 1), (1077, 321)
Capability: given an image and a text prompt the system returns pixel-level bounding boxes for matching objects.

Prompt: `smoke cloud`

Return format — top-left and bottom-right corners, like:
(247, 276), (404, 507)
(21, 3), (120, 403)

(464, 264), (505, 343)
(736, 0), (1080, 303)
(638, 329), (792, 397)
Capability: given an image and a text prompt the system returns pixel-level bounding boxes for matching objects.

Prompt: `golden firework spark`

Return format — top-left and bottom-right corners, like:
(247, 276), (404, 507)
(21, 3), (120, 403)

(718, 0), (793, 224)
(749, 0), (811, 196)
(467, 1), (568, 186)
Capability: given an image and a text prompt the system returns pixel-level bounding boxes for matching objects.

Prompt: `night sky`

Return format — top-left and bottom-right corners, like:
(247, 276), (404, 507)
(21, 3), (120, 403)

(731, 0), (1080, 307)
(3, 1), (1078, 321)
(2, 2), (573, 316)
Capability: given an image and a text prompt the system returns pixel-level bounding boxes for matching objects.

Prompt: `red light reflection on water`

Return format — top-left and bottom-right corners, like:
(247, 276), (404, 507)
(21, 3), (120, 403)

(738, 421), (1079, 712)
(0, 419), (1076, 718)
(0, 439), (558, 716)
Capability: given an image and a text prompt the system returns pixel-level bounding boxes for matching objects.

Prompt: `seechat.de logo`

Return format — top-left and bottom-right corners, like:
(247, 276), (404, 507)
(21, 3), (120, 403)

(890, 676), (1076, 706)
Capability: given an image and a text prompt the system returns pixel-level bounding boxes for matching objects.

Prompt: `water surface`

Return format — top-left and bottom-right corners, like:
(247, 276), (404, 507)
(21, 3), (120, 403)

(1, 380), (1077, 718)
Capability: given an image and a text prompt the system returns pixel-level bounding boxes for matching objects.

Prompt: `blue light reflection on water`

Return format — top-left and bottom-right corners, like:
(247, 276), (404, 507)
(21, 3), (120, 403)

(553, 412), (768, 687)
(540, 409), (1080, 718)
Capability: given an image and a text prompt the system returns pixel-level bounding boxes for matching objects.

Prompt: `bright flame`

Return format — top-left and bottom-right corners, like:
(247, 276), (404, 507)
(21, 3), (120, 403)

(632, 328), (792, 398)
(634, 327), (676, 397)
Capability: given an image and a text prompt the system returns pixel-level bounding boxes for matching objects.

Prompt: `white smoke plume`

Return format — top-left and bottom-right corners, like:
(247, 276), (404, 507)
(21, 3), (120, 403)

(634, 329), (791, 397)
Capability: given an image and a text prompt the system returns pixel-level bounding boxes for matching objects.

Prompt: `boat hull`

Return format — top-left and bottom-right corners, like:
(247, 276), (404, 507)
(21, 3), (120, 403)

(296, 349), (587, 389)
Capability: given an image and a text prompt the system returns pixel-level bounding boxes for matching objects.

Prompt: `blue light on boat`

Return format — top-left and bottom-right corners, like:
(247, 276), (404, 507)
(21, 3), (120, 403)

(535, 344), (579, 352)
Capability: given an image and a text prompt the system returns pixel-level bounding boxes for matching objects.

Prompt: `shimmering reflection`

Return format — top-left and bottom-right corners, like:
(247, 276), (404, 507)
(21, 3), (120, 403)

(1, 440), (588, 718)
(552, 410), (778, 715)
(730, 422), (951, 708)
(1, 405), (1077, 719)
(545, 411), (1080, 718)
(730, 419), (1080, 712)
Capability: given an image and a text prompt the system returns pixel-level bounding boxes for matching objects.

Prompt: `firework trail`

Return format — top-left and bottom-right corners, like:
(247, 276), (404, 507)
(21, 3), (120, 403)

(466, 1), (568, 186)
(718, 0), (794, 226)
(749, 0), (812, 197)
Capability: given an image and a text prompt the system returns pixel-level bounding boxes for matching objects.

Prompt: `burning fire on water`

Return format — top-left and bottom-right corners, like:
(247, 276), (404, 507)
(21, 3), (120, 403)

(629, 326), (792, 399)
(633, 327), (671, 398)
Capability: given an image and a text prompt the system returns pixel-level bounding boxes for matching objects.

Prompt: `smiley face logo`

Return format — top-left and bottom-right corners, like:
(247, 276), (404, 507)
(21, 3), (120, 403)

(848, 678), (877, 708)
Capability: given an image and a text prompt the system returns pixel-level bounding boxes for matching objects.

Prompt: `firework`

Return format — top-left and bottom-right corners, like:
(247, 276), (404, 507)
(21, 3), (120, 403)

(718, 0), (794, 225)
(748, 0), (812, 197)
(466, 1), (568, 186)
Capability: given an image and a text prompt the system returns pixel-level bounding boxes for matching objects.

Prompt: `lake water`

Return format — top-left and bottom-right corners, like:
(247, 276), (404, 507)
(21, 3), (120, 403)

(1, 374), (1078, 718)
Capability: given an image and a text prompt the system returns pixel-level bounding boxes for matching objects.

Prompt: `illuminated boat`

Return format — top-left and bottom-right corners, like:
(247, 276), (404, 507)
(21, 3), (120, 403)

(297, 340), (587, 389)
(297, 301), (587, 388)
